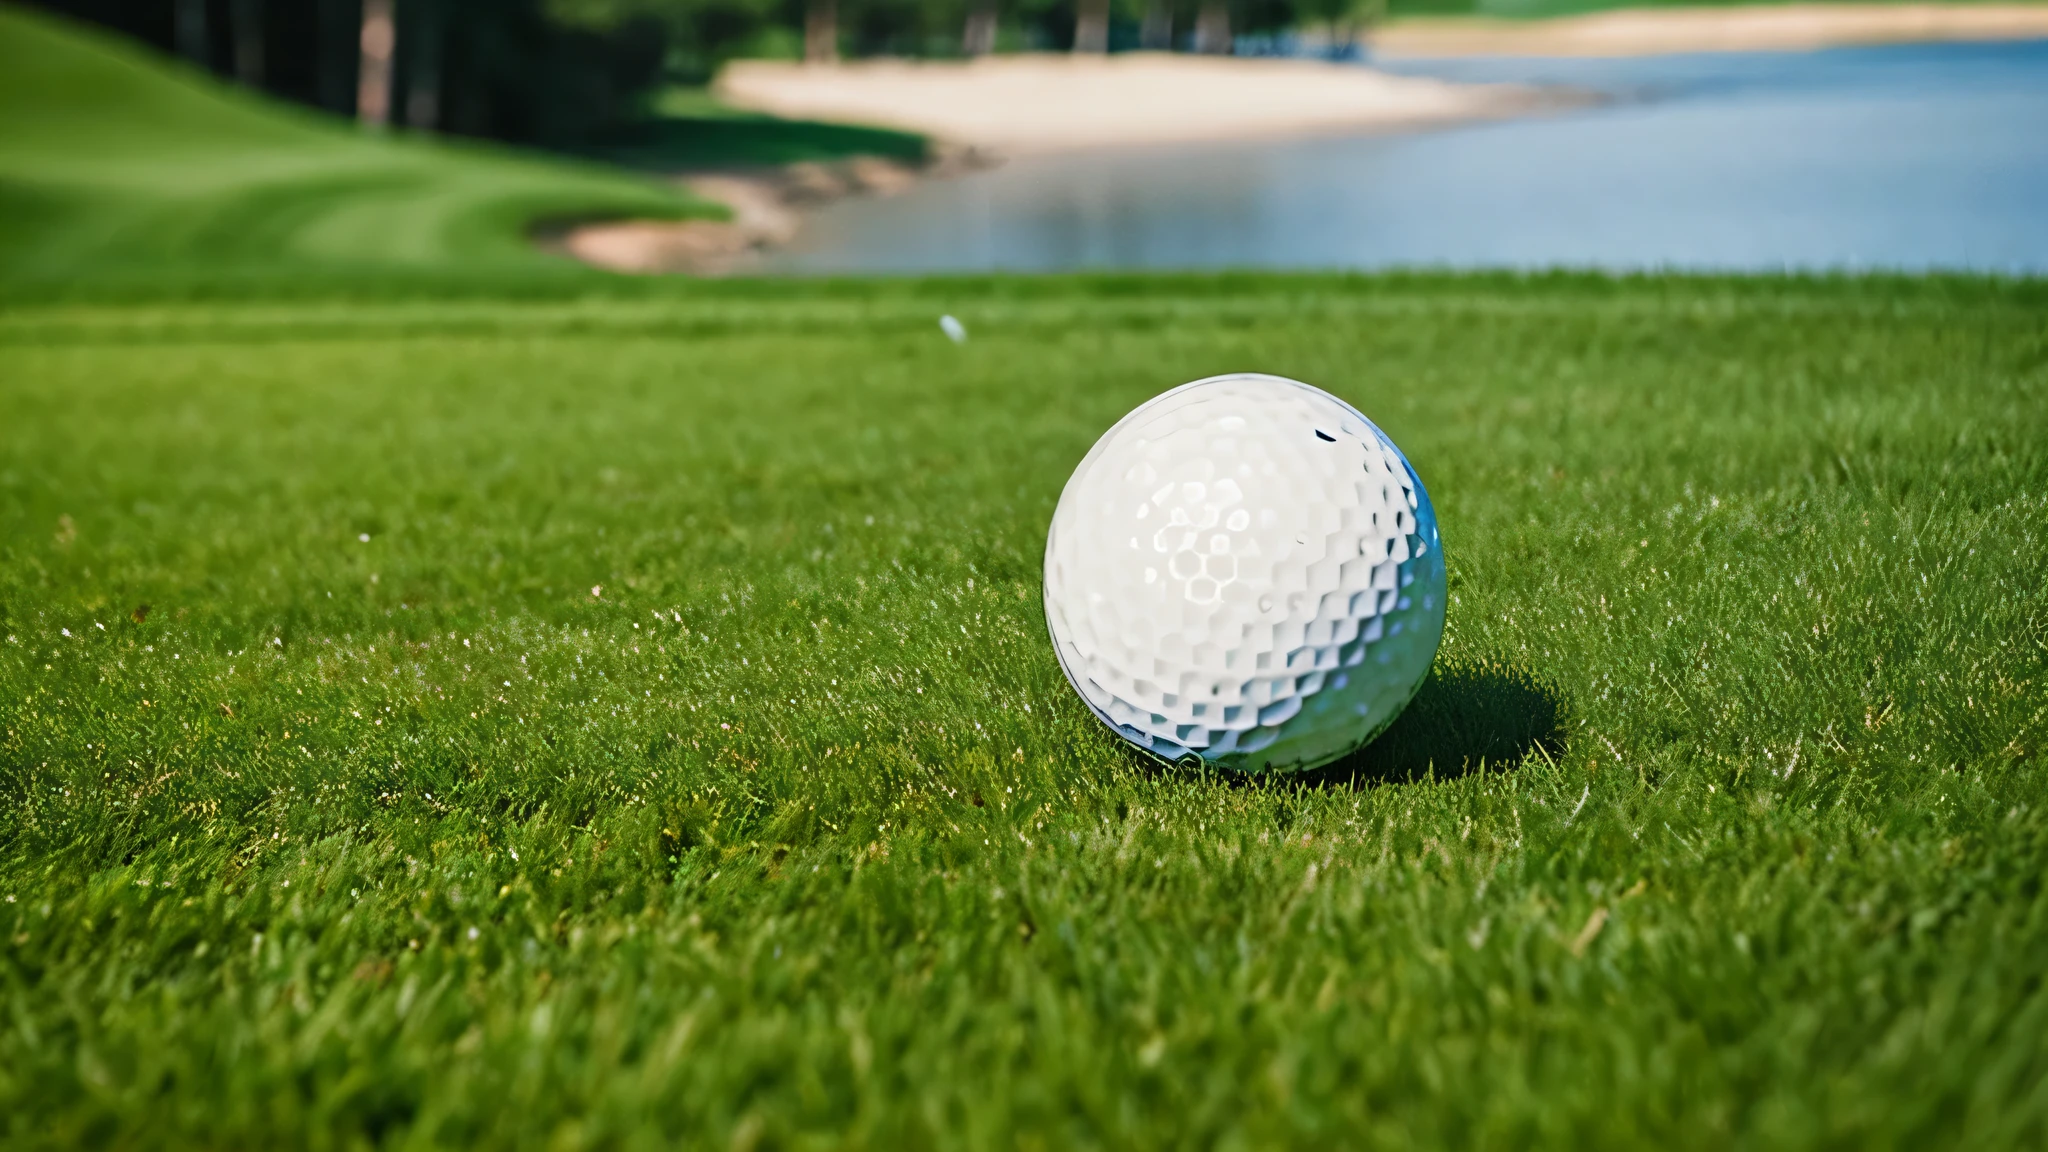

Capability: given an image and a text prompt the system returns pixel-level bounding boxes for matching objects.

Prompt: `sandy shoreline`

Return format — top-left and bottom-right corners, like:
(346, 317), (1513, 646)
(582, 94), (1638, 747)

(1373, 3), (2048, 58)
(716, 53), (1542, 157)
(549, 150), (979, 276)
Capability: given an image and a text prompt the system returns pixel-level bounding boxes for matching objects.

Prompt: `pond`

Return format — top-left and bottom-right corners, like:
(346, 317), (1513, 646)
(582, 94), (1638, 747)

(758, 40), (2048, 274)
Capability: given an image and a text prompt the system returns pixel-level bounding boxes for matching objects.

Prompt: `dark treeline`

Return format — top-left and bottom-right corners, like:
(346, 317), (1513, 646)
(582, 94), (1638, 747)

(31, 0), (666, 144)
(29, 0), (1394, 147)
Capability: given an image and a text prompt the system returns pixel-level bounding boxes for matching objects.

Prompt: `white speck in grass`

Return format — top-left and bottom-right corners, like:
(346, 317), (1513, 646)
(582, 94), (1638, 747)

(1467, 917), (1491, 950)
(939, 315), (967, 343)
(467, 927), (479, 941)
(61, 628), (70, 637)
(359, 534), (370, 543)
(95, 622), (104, 631)
(591, 585), (603, 599)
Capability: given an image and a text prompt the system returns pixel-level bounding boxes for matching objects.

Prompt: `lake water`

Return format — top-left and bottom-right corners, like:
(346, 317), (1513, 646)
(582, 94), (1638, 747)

(759, 40), (2048, 274)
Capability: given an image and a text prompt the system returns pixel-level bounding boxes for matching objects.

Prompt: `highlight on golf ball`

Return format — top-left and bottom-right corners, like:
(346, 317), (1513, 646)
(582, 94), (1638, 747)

(1043, 373), (1446, 774)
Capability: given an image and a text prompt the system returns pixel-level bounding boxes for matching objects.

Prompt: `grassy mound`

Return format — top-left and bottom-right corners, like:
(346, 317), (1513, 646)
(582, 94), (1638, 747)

(3, 274), (2046, 1145)
(0, 6), (702, 294)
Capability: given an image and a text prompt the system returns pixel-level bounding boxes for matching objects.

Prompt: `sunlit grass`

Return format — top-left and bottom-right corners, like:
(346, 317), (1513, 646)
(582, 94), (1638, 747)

(6, 5), (2048, 1146)
(3, 276), (2045, 1147)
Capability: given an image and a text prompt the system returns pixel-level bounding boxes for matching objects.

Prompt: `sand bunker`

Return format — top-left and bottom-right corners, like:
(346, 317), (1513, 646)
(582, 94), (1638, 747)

(716, 53), (1541, 156)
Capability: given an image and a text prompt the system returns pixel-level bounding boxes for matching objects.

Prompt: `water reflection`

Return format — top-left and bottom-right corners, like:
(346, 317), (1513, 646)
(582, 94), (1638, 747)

(761, 40), (2048, 274)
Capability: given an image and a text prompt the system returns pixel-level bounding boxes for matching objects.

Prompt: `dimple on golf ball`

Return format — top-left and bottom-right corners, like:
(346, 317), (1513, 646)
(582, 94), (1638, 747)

(1043, 373), (1446, 774)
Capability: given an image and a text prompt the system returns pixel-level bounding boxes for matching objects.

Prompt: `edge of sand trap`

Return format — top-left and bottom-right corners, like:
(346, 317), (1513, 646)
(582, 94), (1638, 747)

(1372, 3), (2048, 58)
(714, 54), (1547, 156)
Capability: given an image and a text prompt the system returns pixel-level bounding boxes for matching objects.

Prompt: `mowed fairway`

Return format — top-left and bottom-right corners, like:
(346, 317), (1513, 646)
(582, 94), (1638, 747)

(1, 275), (2044, 1147)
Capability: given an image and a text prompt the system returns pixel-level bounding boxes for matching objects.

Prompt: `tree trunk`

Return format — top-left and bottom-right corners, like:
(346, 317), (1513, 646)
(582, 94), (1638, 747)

(1073, 0), (1109, 53)
(405, 0), (443, 130)
(962, 0), (998, 56)
(1193, 0), (1230, 53)
(229, 0), (264, 86)
(357, 0), (395, 126)
(1140, 0), (1172, 49)
(805, 0), (838, 64)
(173, 0), (210, 68)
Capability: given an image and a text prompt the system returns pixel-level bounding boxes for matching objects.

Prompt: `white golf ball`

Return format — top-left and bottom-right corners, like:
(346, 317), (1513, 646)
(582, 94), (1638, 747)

(1043, 373), (1446, 774)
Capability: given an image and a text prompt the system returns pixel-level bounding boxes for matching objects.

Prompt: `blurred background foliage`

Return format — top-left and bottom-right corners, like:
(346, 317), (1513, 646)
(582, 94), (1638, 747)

(23, 0), (1413, 151)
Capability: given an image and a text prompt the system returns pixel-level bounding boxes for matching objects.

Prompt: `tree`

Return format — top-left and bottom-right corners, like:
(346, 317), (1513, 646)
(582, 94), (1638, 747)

(804, 0), (836, 60)
(398, 0), (444, 128)
(1072, 0), (1106, 51)
(1139, 0), (1172, 49)
(171, 0), (206, 65)
(357, 0), (394, 125)
(1192, 0), (1226, 51)
(962, 0), (995, 54)
(229, 0), (264, 84)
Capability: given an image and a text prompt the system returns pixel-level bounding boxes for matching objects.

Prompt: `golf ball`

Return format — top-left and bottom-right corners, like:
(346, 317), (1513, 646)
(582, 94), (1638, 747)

(1043, 373), (1446, 774)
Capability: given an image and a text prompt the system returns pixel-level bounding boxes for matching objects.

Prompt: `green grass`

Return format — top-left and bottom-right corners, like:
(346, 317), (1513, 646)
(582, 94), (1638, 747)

(0, 5), (707, 295)
(3, 274), (2046, 1147)
(6, 5), (2048, 1149)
